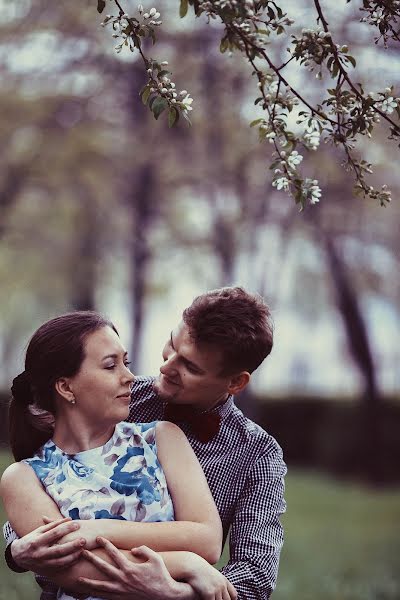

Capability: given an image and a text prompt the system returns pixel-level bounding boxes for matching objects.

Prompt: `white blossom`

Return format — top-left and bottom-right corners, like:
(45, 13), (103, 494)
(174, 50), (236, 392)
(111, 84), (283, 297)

(309, 181), (321, 204)
(181, 94), (194, 111)
(287, 151), (303, 168)
(272, 176), (289, 191)
(381, 97), (398, 114)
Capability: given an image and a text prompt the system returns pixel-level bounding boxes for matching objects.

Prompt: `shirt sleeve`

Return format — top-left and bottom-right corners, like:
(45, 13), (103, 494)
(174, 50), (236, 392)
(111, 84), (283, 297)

(221, 441), (287, 600)
(3, 520), (19, 546)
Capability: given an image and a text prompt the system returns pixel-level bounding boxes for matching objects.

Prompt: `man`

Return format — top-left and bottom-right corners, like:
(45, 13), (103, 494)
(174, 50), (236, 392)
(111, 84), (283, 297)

(4, 286), (286, 599)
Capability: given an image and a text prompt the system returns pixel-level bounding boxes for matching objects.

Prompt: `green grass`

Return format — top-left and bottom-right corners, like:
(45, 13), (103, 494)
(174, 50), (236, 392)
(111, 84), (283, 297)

(1, 452), (400, 600)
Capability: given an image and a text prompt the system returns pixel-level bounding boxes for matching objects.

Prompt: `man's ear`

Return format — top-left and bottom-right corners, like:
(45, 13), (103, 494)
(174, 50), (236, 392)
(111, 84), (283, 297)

(227, 371), (250, 396)
(55, 378), (75, 403)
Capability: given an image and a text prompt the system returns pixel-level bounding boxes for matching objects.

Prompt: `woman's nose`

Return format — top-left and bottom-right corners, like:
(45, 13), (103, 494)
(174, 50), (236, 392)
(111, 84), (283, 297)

(123, 366), (135, 383)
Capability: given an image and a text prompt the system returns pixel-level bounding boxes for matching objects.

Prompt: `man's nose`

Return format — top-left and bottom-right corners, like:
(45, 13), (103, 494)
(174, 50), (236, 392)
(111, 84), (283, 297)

(160, 353), (178, 375)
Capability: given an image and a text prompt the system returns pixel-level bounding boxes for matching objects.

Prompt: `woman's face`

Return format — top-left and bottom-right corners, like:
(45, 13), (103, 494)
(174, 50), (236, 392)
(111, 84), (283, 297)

(65, 326), (134, 426)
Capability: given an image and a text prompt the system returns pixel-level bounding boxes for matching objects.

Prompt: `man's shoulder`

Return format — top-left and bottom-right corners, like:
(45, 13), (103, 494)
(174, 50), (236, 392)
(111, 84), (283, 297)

(131, 375), (157, 400)
(229, 402), (284, 460)
(128, 375), (163, 423)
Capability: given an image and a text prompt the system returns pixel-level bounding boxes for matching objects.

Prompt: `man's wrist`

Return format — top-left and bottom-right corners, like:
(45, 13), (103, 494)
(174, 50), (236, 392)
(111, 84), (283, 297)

(5, 541), (28, 573)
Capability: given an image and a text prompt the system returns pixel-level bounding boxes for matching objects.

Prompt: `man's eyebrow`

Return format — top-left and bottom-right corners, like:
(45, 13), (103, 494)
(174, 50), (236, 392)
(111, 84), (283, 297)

(170, 331), (205, 373)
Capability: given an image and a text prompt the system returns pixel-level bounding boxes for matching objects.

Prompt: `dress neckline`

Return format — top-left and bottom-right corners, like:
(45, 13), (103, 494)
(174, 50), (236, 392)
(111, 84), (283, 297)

(48, 426), (119, 458)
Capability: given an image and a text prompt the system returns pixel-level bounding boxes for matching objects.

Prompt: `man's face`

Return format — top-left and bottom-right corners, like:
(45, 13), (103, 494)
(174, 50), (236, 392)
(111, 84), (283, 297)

(153, 321), (234, 410)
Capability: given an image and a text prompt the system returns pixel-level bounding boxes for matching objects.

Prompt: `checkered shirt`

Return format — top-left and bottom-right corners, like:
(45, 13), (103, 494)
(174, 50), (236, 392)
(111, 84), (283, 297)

(4, 375), (286, 600)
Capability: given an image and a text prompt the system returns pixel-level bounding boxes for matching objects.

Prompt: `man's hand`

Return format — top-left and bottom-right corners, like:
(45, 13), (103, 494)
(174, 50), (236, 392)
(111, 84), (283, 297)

(77, 537), (237, 600)
(10, 517), (86, 573)
(77, 537), (194, 600)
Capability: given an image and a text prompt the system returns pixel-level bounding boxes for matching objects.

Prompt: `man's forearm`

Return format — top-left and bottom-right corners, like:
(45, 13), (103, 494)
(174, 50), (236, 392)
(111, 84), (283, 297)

(45, 547), (197, 599)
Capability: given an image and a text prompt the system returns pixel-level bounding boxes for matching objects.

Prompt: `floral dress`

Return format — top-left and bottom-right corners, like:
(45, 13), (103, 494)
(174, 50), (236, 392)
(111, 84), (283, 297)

(23, 421), (174, 600)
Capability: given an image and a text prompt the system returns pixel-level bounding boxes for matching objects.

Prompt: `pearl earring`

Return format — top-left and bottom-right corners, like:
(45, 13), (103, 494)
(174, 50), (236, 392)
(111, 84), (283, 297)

(70, 398), (76, 405)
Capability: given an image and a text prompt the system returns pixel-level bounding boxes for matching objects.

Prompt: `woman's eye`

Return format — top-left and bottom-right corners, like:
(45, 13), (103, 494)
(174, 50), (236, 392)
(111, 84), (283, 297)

(105, 365), (116, 370)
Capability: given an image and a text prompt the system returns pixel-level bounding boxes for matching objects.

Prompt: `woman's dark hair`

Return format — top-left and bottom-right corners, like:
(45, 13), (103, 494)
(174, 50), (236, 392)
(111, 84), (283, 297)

(9, 311), (118, 461)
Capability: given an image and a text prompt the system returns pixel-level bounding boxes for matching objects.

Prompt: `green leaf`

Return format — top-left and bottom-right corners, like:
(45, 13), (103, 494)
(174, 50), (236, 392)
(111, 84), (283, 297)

(220, 37), (229, 53)
(331, 61), (339, 79)
(250, 118), (263, 127)
(141, 87), (151, 105)
(168, 107), (179, 128)
(152, 97), (168, 120)
(180, 0), (189, 18)
(346, 55), (356, 68)
(97, 0), (106, 14)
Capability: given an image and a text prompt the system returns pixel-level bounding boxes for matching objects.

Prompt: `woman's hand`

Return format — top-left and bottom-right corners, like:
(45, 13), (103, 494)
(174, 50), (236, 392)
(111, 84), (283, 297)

(180, 552), (238, 600)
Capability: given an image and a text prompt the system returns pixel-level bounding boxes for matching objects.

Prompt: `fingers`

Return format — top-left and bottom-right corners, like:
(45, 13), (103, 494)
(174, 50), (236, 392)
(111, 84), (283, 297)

(96, 537), (132, 570)
(42, 515), (57, 525)
(221, 586), (232, 600)
(81, 548), (121, 578)
(130, 544), (162, 565)
(39, 549), (84, 569)
(226, 581), (238, 600)
(40, 520), (81, 546)
(77, 576), (118, 594)
(39, 517), (72, 532)
(42, 537), (86, 559)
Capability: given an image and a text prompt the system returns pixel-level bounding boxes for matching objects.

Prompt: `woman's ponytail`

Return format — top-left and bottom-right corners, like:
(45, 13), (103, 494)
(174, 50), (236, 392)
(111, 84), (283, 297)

(9, 371), (54, 461)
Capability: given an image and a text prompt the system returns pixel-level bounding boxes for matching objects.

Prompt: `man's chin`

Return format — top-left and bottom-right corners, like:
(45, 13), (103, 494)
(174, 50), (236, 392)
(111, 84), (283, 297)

(153, 378), (175, 403)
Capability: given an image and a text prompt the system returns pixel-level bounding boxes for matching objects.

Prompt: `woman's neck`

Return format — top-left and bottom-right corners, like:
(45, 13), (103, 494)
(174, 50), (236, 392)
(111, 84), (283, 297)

(52, 415), (115, 454)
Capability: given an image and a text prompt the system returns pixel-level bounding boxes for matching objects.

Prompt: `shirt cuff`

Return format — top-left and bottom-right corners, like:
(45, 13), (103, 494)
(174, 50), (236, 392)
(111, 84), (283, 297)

(4, 542), (29, 573)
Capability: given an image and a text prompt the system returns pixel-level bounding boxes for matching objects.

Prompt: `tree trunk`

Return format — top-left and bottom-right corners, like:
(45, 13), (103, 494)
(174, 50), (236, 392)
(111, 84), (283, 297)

(322, 233), (381, 484)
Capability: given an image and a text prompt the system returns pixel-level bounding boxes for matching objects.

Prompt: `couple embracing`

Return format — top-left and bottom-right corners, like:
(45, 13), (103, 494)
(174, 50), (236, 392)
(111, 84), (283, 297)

(1, 286), (286, 600)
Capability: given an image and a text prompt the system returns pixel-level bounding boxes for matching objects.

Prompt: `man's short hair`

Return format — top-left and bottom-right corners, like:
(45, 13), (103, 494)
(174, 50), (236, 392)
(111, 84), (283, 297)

(182, 286), (273, 375)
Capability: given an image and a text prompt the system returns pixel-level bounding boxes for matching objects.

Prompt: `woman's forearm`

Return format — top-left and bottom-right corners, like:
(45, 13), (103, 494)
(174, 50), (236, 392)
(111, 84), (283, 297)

(78, 519), (221, 564)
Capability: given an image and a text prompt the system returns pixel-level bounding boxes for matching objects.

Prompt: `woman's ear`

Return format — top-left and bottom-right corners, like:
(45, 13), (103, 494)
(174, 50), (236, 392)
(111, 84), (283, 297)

(55, 378), (76, 404)
(227, 371), (250, 396)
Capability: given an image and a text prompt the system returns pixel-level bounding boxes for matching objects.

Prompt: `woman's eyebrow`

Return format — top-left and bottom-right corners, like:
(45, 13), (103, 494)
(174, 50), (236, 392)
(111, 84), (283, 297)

(102, 351), (128, 361)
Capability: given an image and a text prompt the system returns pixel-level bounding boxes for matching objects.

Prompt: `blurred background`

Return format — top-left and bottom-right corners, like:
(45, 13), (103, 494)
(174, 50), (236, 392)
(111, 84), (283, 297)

(0, 0), (399, 598)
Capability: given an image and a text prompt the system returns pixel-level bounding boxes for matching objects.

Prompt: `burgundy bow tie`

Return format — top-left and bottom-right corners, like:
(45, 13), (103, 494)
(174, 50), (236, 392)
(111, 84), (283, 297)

(163, 403), (221, 443)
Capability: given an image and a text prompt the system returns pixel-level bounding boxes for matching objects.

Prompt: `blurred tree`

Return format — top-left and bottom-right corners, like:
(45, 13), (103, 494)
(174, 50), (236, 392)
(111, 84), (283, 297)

(0, 0), (399, 415)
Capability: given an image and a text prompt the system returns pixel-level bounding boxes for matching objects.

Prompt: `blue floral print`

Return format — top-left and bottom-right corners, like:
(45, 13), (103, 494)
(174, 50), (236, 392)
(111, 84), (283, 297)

(23, 421), (174, 524)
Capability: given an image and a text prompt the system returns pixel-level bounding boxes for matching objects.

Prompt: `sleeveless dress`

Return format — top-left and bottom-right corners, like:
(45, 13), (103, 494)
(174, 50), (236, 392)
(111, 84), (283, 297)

(23, 421), (174, 600)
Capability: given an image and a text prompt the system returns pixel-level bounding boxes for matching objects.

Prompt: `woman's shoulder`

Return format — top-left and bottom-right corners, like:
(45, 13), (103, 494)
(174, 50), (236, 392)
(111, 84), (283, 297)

(155, 420), (186, 440)
(0, 461), (38, 493)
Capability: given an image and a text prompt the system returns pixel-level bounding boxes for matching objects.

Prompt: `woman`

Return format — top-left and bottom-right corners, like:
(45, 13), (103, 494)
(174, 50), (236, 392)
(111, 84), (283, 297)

(0, 311), (235, 600)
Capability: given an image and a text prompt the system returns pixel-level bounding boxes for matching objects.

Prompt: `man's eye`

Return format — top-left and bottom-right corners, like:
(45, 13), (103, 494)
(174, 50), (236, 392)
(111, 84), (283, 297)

(124, 361), (132, 367)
